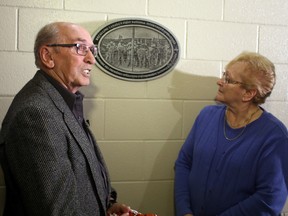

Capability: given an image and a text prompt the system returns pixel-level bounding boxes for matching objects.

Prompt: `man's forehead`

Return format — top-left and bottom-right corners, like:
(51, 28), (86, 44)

(60, 26), (92, 43)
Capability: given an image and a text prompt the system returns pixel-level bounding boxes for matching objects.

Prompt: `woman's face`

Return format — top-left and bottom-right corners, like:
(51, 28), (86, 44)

(215, 62), (248, 106)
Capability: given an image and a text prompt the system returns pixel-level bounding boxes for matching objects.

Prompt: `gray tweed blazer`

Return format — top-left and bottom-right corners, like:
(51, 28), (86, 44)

(0, 71), (111, 216)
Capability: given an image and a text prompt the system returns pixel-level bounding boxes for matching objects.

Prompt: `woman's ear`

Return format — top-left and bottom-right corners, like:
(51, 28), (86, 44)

(242, 88), (257, 102)
(39, 46), (55, 69)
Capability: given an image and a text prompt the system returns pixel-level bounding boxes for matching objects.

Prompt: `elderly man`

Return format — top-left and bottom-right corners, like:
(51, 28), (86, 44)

(0, 22), (130, 216)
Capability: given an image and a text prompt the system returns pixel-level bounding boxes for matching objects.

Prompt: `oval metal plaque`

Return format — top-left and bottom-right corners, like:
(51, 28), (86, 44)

(92, 18), (180, 81)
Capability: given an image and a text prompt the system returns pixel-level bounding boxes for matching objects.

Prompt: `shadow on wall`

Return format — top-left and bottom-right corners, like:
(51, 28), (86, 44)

(137, 69), (219, 216)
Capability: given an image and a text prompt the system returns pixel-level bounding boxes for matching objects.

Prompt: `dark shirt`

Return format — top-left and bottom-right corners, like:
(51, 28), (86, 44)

(40, 70), (85, 127)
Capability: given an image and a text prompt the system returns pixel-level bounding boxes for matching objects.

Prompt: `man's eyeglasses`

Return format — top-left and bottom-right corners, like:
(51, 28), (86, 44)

(221, 71), (245, 85)
(47, 43), (98, 57)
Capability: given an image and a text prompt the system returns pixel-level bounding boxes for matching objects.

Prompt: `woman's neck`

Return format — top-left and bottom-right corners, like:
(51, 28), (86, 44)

(225, 105), (262, 128)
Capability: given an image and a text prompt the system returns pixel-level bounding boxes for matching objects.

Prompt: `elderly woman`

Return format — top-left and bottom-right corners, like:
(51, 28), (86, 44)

(174, 52), (288, 216)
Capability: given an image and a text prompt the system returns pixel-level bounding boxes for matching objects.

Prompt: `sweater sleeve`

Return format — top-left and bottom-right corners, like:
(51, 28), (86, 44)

(174, 106), (219, 216)
(174, 121), (198, 216)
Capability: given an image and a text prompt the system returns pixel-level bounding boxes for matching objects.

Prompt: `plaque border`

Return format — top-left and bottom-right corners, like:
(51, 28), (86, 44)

(92, 18), (180, 81)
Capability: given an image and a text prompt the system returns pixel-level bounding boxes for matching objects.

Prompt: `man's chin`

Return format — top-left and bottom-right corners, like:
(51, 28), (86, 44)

(80, 80), (90, 86)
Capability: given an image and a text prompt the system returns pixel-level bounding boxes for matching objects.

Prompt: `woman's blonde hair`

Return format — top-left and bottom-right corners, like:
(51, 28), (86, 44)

(225, 51), (275, 104)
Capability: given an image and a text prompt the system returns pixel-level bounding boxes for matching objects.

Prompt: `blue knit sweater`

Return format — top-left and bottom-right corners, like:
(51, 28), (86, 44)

(175, 105), (288, 216)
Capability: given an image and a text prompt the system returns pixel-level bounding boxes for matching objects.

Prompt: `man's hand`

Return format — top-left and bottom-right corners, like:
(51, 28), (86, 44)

(107, 203), (131, 216)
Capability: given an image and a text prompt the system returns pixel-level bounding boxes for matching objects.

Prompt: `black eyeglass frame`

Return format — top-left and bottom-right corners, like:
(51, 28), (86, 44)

(46, 43), (98, 57)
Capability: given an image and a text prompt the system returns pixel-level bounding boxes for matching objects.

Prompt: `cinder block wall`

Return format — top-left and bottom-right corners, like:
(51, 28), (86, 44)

(1, 1), (288, 215)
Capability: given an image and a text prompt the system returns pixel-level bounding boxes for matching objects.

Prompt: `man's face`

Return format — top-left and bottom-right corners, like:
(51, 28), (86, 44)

(48, 24), (96, 93)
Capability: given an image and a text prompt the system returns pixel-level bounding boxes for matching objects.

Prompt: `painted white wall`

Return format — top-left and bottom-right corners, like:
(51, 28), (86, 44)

(1, 0), (288, 215)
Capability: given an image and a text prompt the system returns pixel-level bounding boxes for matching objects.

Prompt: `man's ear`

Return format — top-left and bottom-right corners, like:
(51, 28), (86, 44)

(242, 88), (257, 102)
(40, 46), (55, 68)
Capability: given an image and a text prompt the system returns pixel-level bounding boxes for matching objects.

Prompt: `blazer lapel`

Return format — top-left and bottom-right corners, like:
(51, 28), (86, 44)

(35, 71), (109, 210)
(64, 114), (109, 201)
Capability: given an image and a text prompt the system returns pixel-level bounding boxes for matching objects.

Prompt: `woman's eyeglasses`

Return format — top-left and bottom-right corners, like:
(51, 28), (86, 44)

(221, 71), (245, 85)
